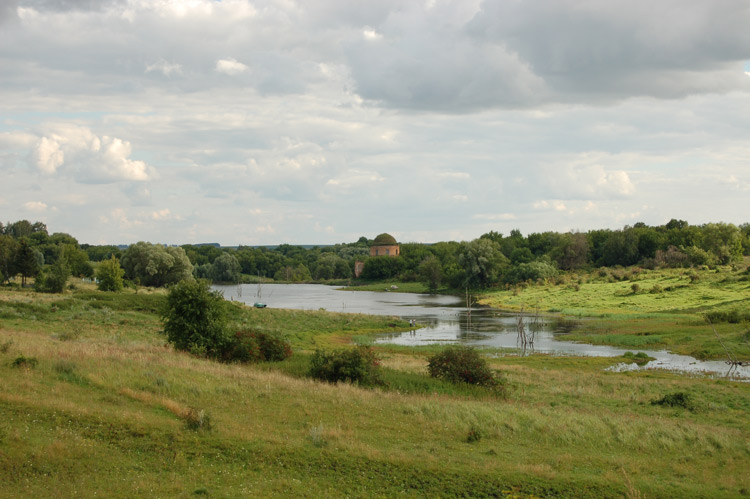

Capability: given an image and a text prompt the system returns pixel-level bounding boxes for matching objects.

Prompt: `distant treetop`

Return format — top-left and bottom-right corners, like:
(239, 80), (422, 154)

(371, 233), (398, 246)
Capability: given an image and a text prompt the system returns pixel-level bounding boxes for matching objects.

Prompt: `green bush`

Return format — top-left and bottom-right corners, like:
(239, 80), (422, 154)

(427, 346), (503, 390)
(222, 329), (292, 363)
(96, 256), (125, 292)
(651, 392), (695, 410)
(34, 259), (70, 293)
(11, 355), (38, 369)
(161, 279), (228, 358)
(308, 346), (383, 386)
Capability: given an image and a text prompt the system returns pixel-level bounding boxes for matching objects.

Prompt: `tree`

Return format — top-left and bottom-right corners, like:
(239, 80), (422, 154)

(121, 242), (194, 287)
(458, 238), (508, 288)
(35, 257), (70, 293)
(418, 255), (443, 292)
(210, 252), (241, 282)
(551, 232), (589, 270)
(161, 279), (228, 358)
(0, 235), (18, 284)
(15, 237), (41, 286)
(96, 256), (125, 292)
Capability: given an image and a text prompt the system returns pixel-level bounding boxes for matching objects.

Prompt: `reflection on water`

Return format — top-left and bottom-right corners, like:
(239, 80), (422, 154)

(214, 283), (750, 380)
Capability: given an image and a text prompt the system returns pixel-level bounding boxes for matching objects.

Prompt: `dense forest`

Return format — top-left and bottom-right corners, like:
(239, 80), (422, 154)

(1, 219), (749, 291)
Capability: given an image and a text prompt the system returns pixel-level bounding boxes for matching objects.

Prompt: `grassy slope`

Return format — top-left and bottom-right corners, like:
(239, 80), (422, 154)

(478, 266), (750, 359)
(1, 285), (749, 497)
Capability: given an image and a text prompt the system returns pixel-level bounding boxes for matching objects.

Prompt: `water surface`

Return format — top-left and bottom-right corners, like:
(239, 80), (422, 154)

(214, 283), (749, 380)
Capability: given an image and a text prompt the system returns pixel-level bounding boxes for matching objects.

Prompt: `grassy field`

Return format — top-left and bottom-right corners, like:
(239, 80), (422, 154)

(1, 280), (750, 497)
(478, 265), (750, 359)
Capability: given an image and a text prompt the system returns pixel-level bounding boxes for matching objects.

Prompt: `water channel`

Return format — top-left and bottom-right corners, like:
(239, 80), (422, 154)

(214, 283), (750, 380)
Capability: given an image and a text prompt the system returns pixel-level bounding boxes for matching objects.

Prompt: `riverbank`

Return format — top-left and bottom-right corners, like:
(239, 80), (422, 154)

(2, 285), (750, 497)
(477, 265), (750, 361)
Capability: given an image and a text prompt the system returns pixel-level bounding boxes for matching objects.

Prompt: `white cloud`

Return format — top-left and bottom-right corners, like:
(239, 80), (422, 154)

(146, 59), (182, 76)
(30, 125), (153, 183)
(215, 58), (248, 75)
(362, 27), (382, 41)
(24, 201), (48, 212)
(34, 136), (65, 174)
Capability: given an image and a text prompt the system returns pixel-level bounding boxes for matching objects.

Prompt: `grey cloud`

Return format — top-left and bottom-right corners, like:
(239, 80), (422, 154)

(19, 0), (125, 12)
(467, 0), (750, 102)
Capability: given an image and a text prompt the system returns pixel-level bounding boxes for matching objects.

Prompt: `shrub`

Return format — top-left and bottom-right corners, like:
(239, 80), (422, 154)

(161, 279), (228, 358)
(11, 355), (38, 369)
(34, 258), (70, 293)
(184, 408), (212, 431)
(427, 346), (502, 390)
(223, 329), (292, 363)
(309, 346), (382, 386)
(651, 392), (695, 410)
(96, 256), (125, 292)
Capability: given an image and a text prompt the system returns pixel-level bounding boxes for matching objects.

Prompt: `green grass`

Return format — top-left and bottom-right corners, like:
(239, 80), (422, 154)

(1, 283), (750, 497)
(479, 265), (750, 359)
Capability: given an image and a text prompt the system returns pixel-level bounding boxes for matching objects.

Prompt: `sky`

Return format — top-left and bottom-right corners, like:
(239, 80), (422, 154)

(1, 0), (750, 246)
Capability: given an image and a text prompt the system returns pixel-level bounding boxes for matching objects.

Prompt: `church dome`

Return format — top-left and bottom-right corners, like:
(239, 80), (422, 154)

(371, 233), (397, 246)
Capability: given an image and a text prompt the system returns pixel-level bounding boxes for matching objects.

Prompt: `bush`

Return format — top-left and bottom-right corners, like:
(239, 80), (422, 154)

(11, 355), (38, 369)
(223, 329), (292, 363)
(161, 279), (228, 358)
(651, 392), (695, 410)
(34, 259), (70, 293)
(427, 346), (502, 390)
(309, 346), (383, 386)
(96, 256), (125, 292)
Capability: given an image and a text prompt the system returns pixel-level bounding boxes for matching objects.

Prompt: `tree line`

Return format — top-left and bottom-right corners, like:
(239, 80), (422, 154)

(2, 219), (748, 293)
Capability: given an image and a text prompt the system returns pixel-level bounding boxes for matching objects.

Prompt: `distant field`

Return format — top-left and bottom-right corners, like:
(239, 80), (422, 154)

(478, 265), (750, 359)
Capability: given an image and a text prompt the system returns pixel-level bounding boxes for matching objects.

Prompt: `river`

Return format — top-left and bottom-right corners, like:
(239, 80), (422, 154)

(214, 283), (750, 380)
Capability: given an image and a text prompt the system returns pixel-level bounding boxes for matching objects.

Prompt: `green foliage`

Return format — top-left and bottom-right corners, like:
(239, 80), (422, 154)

(96, 256), (125, 292)
(504, 259), (558, 284)
(210, 252), (241, 282)
(308, 346), (383, 386)
(121, 241), (194, 287)
(651, 392), (695, 410)
(0, 235), (18, 284)
(15, 237), (41, 286)
(273, 264), (312, 282)
(161, 279), (228, 358)
(704, 309), (750, 324)
(11, 355), (38, 369)
(34, 257), (70, 293)
(361, 256), (403, 280)
(222, 329), (292, 363)
(458, 238), (508, 288)
(418, 254), (443, 292)
(427, 346), (503, 390)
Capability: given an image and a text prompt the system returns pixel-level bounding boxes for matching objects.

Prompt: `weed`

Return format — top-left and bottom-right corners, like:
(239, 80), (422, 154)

(11, 355), (38, 369)
(184, 408), (212, 431)
(622, 352), (654, 365)
(466, 425), (483, 443)
(0, 339), (13, 353)
(652, 392), (695, 410)
(308, 424), (328, 448)
(56, 330), (81, 341)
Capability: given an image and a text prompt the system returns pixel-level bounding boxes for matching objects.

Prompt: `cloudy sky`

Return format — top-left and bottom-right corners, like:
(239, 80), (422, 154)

(1, 0), (749, 246)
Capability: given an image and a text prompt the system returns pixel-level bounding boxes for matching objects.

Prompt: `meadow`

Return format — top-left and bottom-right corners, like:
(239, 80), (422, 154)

(1, 270), (749, 498)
